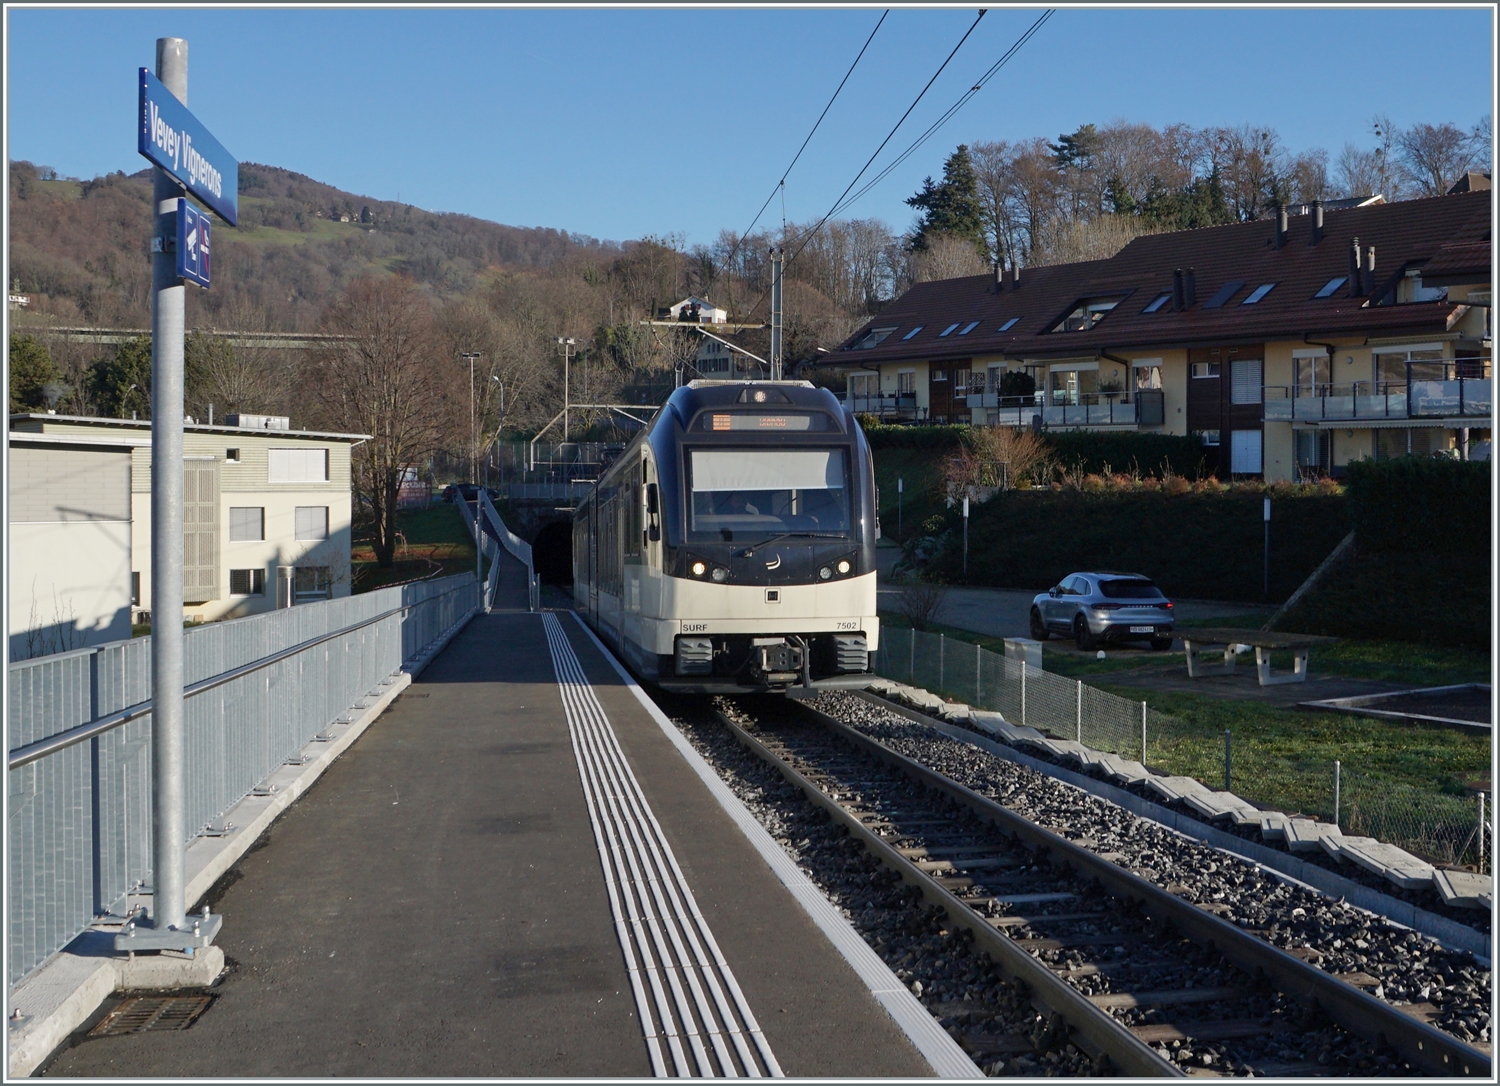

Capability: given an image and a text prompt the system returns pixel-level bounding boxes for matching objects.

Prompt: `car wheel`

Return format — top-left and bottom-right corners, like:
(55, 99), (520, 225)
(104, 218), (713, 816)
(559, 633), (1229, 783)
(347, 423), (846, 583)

(1150, 635), (1173, 651)
(1073, 615), (1097, 651)
(1029, 608), (1050, 641)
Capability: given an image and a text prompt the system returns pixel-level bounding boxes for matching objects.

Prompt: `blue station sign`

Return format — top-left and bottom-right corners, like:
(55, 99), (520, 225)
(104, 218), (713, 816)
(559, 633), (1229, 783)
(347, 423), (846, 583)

(176, 201), (212, 288)
(138, 67), (238, 226)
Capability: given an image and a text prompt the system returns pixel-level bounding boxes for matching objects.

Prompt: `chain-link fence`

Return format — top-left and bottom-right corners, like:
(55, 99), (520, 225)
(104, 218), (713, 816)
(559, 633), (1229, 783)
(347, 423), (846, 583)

(875, 626), (1488, 869)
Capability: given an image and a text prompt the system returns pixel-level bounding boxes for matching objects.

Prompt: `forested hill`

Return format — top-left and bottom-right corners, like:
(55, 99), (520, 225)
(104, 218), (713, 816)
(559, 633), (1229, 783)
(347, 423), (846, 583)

(8, 159), (619, 330)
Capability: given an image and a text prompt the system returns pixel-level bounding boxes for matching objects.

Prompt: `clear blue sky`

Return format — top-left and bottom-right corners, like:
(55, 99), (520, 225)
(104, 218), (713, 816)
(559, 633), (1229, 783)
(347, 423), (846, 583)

(6, 6), (1494, 246)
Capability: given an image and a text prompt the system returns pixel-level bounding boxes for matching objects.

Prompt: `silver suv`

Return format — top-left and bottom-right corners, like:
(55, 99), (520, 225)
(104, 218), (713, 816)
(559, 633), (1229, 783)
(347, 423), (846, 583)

(1030, 572), (1174, 651)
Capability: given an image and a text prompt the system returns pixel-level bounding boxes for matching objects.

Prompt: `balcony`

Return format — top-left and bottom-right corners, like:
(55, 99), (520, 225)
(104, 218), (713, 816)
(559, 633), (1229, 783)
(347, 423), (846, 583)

(1264, 359), (1491, 424)
(1042, 389), (1164, 429)
(845, 392), (921, 421)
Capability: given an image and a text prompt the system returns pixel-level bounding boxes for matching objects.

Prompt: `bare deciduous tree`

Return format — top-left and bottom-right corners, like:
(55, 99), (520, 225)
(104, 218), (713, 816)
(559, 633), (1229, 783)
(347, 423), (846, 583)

(1398, 121), (1482, 196)
(909, 234), (989, 283)
(309, 276), (457, 567)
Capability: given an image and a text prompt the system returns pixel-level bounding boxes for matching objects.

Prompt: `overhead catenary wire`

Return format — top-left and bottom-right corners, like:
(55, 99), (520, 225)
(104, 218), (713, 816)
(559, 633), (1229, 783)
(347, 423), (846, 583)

(723, 9), (889, 274)
(741, 8), (991, 320)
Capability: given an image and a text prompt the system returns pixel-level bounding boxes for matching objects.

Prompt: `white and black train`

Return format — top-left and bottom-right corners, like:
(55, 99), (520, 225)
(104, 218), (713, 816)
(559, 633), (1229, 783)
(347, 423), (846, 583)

(574, 380), (879, 694)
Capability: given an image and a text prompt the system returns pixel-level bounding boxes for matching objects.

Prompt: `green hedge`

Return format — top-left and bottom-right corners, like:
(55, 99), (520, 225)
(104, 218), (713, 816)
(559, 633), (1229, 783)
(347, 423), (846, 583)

(1279, 457), (1490, 647)
(920, 487), (1350, 603)
(862, 424), (968, 449)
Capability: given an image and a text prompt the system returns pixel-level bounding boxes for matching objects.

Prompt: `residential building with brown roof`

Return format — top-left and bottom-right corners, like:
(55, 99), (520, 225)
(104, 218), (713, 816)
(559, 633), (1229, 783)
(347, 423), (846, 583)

(817, 189), (1491, 482)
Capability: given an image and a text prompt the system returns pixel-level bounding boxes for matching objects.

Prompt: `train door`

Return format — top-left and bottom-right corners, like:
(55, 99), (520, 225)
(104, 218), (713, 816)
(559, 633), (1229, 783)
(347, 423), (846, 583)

(588, 490), (600, 622)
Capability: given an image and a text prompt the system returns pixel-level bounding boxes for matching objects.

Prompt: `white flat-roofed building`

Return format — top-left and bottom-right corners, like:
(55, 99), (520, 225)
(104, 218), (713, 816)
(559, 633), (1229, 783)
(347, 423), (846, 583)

(8, 431), (145, 660)
(9, 414), (370, 625)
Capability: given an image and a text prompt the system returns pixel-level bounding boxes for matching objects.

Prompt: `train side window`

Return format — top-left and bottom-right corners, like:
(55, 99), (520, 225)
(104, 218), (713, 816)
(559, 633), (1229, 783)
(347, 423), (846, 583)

(645, 482), (661, 541)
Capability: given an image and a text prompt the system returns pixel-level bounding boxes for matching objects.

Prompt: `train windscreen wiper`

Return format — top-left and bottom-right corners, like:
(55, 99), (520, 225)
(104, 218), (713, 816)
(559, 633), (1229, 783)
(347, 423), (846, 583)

(737, 532), (846, 558)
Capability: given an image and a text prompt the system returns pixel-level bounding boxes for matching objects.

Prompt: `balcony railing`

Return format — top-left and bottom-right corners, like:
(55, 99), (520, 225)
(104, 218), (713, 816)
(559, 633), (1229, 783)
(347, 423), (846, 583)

(1264, 360), (1492, 423)
(845, 392), (921, 420)
(1042, 390), (1164, 428)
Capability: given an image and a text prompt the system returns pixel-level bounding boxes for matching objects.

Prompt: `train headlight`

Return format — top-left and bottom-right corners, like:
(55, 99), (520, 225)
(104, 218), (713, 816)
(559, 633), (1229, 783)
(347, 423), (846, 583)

(836, 558), (852, 575)
(690, 560), (707, 577)
(818, 565), (832, 580)
(710, 566), (729, 583)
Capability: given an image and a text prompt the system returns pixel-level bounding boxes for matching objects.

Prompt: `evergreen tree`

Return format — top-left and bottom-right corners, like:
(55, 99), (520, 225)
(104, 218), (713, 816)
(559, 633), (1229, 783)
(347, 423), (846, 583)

(86, 335), (153, 419)
(906, 145), (987, 256)
(8, 333), (62, 413)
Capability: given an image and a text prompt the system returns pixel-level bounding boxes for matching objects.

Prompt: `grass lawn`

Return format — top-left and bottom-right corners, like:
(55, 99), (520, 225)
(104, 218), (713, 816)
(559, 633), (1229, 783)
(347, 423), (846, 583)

(352, 503), (480, 593)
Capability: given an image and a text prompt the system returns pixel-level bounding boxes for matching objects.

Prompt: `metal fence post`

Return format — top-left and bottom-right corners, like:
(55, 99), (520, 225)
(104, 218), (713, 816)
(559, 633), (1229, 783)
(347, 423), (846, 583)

(1224, 729), (1232, 791)
(1479, 792), (1486, 874)
(1334, 760), (1341, 827)
(1076, 679), (1083, 743)
(1141, 701), (1147, 765)
(975, 641), (982, 706)
(909, 629), (915, 683)
(939, 633), (945, 693)
(1020, 662), (1027, 729)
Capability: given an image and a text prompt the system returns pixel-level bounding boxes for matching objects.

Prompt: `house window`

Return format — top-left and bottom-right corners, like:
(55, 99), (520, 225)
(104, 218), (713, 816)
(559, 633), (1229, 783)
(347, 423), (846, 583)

(931, 369), (947, 382)
(1314, 276), (1349, 298)
(1295, 355), (1332, 391)
(229, 507), (264, 542)
(1241, 283), (1277, 305)
(225, 448), (240, 463)
(1191, 362), (1220, 378)
(854, 326), (896, 349)
(1052, 297), (1123, 332)
(267, 448), (328, 483)
(901, 326), (925, 340)
(1200, 429), (1221, 446)
(1375, 347), (1445, 387)
(229, 568), (266, 596)
(1230, 359), (1263, 405)
(998, 317), (1020, 332)
(1134, 364), (1163, 390)
(1142, 292), (1172, 313)
(295, 506), (329, 541)
(131, 572), (140, 607)
(897, 371), (915, 394)
(294, 566), (332, 601)
(958, 321), (980, 335)
(1202, 280), (1245, 308)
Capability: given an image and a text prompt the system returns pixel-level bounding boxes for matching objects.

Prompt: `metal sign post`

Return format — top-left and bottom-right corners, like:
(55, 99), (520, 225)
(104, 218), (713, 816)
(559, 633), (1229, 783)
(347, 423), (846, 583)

(769, 248), (784, 381)
(116, 36), (235, 957)
(1263, 497), (1271, 602)
(962, 494), (969, 575)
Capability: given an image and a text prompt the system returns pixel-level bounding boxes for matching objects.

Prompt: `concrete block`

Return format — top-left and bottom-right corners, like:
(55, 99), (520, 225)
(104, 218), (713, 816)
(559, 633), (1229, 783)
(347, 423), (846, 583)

(1431, 869), (1492, 910)
(115, 946), (224, 990)
(1285, 818), (1342, 853)
(1334, 837), (1436, 890)
(1144, 776), (1211, 804)
(1259, 813), (1291, 839)
(1097, 754), (1151, 785)
(1183, 791), (1246, 821)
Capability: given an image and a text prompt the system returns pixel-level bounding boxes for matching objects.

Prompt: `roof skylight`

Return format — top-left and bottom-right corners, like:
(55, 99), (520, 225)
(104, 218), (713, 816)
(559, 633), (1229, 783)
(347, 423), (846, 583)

(958, 321), (981, 335)
(1142, 291), (1172, 313)
(938, 323), (961, 337)
(1051, 296), (1124, 333)
(902, 325), (925, 340)
(1314, 276), (1348, 298)
(1202, 280), (1245, 308)
(853, 326), (896, 349)
(1241, 283), (1277, 305)
(998, 317), (1020, 332)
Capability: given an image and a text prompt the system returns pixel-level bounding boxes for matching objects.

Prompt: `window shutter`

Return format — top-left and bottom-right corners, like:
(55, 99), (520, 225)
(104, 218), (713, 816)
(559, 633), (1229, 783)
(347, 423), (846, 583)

(182, 462), (220, 602)
(268, 448), (328, 483)
(1230, 359), (1263, 404)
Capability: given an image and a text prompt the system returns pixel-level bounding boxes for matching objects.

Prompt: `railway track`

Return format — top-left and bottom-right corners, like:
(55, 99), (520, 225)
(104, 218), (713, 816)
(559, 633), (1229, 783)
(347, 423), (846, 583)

(675, 692), (1491, 1078)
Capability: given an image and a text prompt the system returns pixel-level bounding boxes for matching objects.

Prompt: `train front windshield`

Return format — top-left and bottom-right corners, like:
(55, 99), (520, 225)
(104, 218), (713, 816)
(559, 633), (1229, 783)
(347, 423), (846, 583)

(687, 448), (851, 542)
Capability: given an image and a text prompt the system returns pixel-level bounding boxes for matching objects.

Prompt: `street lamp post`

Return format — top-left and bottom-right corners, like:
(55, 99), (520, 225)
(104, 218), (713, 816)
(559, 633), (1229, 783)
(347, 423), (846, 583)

(556, 337), (576, 442)
(461, 352), (482, 484)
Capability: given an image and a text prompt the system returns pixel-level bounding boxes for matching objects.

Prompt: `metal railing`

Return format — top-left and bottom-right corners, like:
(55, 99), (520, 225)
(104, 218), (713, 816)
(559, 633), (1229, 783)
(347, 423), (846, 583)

(1264, 358), (1492, 423)
(7, 573), (477, 986)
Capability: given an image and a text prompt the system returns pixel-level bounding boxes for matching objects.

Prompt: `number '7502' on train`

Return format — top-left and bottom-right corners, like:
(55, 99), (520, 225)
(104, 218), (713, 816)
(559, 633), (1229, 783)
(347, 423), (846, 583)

(574, 380), (879, 694)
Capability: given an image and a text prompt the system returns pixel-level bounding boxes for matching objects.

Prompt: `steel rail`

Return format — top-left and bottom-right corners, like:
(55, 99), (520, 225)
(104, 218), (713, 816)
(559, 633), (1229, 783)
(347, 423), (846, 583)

(809, 698), (1493, 1079)
(712, 708), (1185, 1078)
(8, 583), (475, 771)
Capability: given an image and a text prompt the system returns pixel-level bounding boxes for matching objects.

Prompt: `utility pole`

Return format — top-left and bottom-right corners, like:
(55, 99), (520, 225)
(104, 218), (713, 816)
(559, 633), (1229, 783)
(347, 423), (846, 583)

(769, 247), (784, 381)
(462, 352), (482, 484)
(149, 36), (188, 939)
(556, 337), (575, 441)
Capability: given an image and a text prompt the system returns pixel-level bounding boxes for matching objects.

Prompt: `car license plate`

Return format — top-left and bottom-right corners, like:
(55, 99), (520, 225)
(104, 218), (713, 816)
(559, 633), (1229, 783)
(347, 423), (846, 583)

(1129, 626), (1154, 634)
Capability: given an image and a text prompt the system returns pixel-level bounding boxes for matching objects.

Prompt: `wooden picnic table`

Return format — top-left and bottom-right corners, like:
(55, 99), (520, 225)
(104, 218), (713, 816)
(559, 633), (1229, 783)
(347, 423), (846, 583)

(1178, 628), (1339, 687)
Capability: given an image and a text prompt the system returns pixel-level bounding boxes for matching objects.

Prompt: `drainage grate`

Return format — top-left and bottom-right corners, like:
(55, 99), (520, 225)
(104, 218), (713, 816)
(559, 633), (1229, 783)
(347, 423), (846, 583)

(88, 994), (213, 1036)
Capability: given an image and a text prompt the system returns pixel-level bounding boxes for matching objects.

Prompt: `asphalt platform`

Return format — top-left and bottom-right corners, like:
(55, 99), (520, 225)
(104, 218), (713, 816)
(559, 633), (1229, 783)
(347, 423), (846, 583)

(39, 575), (939, 1076)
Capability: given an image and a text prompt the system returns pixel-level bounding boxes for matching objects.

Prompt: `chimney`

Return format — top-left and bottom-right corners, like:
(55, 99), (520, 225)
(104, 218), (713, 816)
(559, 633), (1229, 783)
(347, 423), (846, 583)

(1184, 267), (1197, 308)
(994, 262), (1004, 292)
(1172, 268), (1185, 311)
(1011, 263), (1021, 290)
(1310, 199), (1324, 244)
(1363, 245), (1376, 296)
(1349, 237), (1362, 296)
(1275, 204), (1289, 249)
